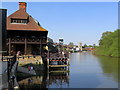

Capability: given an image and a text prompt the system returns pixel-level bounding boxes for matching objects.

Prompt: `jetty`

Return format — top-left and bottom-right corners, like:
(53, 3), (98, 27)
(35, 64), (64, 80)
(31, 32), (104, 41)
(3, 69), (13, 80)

(46, 52), (70, 73)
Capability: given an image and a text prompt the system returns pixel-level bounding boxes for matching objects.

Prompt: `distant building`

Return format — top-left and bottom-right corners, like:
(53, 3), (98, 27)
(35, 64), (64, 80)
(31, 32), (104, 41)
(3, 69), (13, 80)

(85, 47), (95, 51)
(6, 2), (48, 55)
(59, 38), (64, 45)
(47, 37), (58, 52)
(79, 43), (82, 51)
(75, 47), (80, 51)
(73, 45), (79, 52)
(47, 37), (54, 44)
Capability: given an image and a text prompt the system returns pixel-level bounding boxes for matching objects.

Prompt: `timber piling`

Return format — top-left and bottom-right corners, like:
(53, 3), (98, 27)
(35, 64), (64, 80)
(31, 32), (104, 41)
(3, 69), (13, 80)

(47, 52), (70, 73)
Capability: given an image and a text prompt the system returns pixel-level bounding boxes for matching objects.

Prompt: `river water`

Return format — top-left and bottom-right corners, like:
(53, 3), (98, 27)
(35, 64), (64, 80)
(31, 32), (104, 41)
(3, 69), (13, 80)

(18, 52), (119, 89)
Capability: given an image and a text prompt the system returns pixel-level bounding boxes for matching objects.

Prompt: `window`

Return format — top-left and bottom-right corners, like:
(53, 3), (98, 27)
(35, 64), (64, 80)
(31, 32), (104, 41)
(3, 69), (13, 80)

(11, 19), (28, 24)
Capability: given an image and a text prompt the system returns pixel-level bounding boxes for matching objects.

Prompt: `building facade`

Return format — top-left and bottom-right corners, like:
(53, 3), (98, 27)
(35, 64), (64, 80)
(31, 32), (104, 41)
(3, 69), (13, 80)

(79, 42), (82, 51)
(6, 2), (48, 55)
(59, 38), (64, 45)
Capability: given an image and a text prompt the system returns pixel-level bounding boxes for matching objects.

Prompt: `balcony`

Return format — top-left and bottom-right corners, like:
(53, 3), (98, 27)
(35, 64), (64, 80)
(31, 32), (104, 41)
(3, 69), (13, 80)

(7, 36), (47, 44)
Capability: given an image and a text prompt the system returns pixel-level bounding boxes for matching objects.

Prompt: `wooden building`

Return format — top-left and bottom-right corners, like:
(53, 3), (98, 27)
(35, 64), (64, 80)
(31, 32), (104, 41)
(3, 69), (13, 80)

(6, 2), (48, 55)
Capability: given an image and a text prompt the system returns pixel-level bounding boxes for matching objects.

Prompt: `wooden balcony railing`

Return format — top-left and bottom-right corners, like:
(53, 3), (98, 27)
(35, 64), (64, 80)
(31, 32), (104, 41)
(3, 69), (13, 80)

(6, 37), (47, 44)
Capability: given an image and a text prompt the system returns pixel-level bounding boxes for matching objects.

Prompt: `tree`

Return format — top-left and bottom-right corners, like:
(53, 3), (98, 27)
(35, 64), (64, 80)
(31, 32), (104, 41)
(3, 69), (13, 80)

(95, 29), (120, 57)
(68, 42), (74, 48)
(88, 45), (92, 47)
(83, 44), (87, 48)
(99, 31), (112, 45)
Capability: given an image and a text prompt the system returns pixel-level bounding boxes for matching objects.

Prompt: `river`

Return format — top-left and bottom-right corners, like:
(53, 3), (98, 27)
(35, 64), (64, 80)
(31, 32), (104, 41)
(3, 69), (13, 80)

(18, 52), (119, 89)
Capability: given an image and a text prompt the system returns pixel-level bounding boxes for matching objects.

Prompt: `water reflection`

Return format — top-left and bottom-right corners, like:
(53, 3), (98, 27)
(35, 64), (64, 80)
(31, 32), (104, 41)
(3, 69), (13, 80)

(97, 56), (119, 83)
(18, 71), (69, 89)
(18, 52), (119, 88)
(69, 52), (119, 88)
(47, 72), (69, 88)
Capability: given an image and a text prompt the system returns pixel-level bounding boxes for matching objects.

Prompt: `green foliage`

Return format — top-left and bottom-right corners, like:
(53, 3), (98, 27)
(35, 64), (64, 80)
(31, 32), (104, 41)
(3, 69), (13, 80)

(83, 44), (87, 48)
(88, 45), (93, 47)
(95, 29), (120, 57)
(68, 42), (74, 47)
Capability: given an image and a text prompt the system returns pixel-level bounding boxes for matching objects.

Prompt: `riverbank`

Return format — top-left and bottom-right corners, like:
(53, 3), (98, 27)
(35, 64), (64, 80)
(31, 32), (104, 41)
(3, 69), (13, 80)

(93, 49), (120, 58)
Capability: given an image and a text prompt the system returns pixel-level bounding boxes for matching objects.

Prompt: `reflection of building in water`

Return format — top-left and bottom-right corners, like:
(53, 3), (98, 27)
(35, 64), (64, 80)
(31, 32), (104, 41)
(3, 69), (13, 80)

(18, 72), (69, 89)
(18, 75), (48, 89)
(47, 72), (69, 88)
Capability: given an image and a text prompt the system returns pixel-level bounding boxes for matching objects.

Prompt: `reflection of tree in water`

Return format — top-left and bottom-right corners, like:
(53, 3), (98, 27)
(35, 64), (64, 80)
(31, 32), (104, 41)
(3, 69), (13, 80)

(97, 56), (119, 82)
(18, 71), (69, 89)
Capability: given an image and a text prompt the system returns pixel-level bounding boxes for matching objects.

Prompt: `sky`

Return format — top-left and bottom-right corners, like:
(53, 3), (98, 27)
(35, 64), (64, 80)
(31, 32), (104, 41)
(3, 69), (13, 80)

(2, 2), (118, 46)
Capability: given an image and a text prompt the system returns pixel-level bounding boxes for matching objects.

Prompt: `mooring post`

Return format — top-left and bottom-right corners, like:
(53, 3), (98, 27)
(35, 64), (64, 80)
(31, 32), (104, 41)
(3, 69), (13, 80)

(47, 49), (50, 71)
(47, 58), (49, 70)
(68, 58), (70, 71)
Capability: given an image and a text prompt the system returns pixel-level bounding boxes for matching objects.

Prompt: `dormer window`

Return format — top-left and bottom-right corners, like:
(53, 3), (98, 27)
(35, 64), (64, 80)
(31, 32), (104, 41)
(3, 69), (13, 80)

(11, 18), (28, 24)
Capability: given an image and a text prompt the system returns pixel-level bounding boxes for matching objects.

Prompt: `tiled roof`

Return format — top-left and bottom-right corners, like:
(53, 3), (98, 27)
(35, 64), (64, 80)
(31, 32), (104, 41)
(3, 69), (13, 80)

(7, 9), (48, 31)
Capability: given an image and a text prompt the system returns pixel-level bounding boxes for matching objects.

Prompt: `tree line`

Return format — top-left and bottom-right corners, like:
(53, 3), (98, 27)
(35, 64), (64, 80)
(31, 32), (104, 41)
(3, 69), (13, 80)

(94, 29), (120, 57)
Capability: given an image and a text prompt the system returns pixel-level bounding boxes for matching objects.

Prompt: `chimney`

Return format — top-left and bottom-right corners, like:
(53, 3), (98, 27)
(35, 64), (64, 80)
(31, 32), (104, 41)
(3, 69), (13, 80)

(19, 2), (27, 12)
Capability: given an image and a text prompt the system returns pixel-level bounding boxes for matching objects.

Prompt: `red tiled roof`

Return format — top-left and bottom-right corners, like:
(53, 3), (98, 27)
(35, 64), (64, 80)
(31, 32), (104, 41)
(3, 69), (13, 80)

(7, 9), (48, 31)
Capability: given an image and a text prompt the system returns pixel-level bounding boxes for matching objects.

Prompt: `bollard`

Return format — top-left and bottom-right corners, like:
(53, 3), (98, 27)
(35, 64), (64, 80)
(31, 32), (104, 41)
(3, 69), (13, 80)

(34, 56), (35, 58)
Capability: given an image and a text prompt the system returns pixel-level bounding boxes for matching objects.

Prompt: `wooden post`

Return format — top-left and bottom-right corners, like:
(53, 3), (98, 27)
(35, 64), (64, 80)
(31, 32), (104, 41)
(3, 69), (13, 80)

(25, 34), (27, 55)
(9, 36), (11, 56)
(7, 58), (10, 88)
(68, 59), (70, 71)
(0, 9), (7, 57)
(47, 49), (50, 72)
(47, 58), (49, 71)
(40, 37), (42, 55)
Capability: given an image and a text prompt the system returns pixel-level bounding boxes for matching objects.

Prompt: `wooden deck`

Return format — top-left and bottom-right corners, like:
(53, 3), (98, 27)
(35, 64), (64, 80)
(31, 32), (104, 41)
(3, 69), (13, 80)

(49, 70), (70, 73)
(49, 65), (69, 67)
(47, 57), (70, 73)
